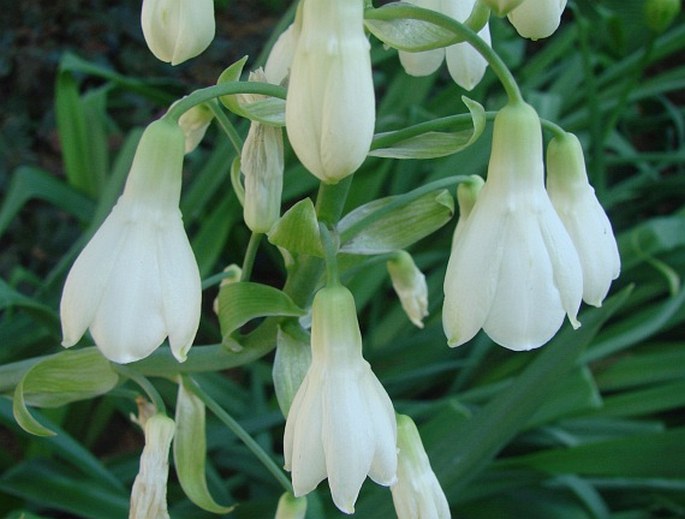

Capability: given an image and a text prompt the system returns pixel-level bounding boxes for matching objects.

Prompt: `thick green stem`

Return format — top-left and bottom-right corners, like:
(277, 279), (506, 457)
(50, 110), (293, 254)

(364, 4), (523, 104)
(184, 375), (293, 493)
(318, 223), (340, 287)
(315, 176), (353, 226)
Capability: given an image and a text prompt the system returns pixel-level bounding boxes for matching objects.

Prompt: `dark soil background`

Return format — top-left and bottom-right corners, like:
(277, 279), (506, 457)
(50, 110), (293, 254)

(0, 0), (285, 180)
(0, 0), (286, 282)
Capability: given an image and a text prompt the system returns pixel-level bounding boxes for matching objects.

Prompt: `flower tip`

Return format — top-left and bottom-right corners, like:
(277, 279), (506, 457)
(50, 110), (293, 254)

(569, 316), (582, 330)
(446, 336), (465, 348)
(60, 337), (77, 349)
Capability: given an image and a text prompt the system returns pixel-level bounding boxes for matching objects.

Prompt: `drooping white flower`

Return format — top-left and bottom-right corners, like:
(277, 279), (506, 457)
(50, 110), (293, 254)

(178, 102), (214, 153)
(241, 69), (285, 233)
(283, 285), (397, 514)
(508, 0), (568, 40)
(60, 119), (202, 364)
(546, 132), (620, 307)
(141, 0), (215, 65)
(129, 414), (175, 519)
(285, 0), (375, 184)
(442, 101), (583, 351)
(399, 0), (491, 91)
(391, 414), (450, 519)
(387, 251), (429, 328)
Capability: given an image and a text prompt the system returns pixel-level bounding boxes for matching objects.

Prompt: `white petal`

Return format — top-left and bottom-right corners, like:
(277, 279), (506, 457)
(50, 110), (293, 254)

(483, 206), (566, 350)
(60, 201), (127, 348)
(445, 24), (490, 90)
(172, 0), (215, 65)
(90, 219), (167, 364)
(323, 367), (374, 514)
(442, 185), (507, 347)
(508, 0), (568, 40)
(287, 370), (327, 496)
(156, 214), (201, 362)
(399, 48), (445, 77)
(538, 201), (583, 328)
(365, 370), (398, 487)
(443, 0), (490, 90)
(550, 187), (620, 306)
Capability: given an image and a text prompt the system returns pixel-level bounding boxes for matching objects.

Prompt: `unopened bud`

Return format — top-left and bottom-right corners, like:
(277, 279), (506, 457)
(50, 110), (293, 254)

(387, 251), (429, 329)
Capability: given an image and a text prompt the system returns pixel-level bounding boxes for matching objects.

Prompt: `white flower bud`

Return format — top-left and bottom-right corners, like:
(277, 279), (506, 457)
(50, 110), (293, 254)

(546, 132), (620, 307)
(178, 103), (214, 153)
(391, 414), (450, 519)
(129, 414), (175, 519)
(507, 0), (568, 40)
(141, 0), (215, 65)
(443, 102), (583, 350)
(283, 285), (397, 514)
(285, 0), (375, 184)
(60, 119), (201, 364)
(387, 251), (429, 329)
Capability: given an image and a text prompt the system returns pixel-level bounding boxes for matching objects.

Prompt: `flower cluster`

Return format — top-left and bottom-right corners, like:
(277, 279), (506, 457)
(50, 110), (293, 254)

(443, 101), (619, 351)
(55, 1), (622, 517)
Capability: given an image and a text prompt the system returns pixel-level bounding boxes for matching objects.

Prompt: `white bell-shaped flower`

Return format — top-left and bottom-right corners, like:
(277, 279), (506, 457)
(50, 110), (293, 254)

(141, 0), (215, 65)
(508, 0), (568, 40)
(283, 285), (397, 514)
(442, 102), (583, 351)
(129, 414), (175, 519)
(391, 414), (450, 519)
(546, 132), (620, 307)
(285, 0), (375, 184)
(399, 0), (491, 91)
(60, 119), (202, 364)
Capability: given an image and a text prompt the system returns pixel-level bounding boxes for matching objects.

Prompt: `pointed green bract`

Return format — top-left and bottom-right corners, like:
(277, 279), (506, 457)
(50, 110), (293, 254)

(174, 380), (235, 514)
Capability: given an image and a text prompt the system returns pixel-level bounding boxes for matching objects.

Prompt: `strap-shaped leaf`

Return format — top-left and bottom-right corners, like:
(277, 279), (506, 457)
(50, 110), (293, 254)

(217, 282), (306, 346)
(268, 198), (324, 257)
(370, 97), (486, 159)
(13, 348), (119, 437)
(174, 380), (235, 514)
(339, 189), (455, 254)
